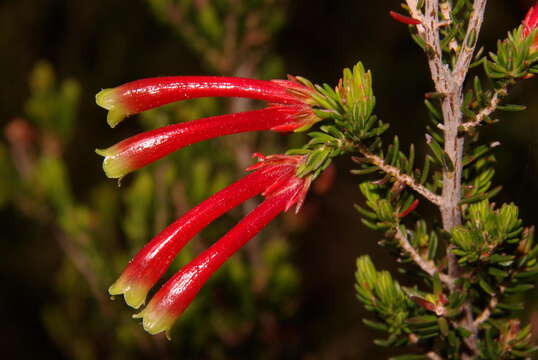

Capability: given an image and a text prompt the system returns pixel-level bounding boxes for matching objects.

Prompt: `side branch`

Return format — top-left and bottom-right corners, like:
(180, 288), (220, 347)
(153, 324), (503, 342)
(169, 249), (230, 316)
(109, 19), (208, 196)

(459, 84), (508, 132)
(453, 0), (488, 85)
(473, 287), (503, 327)
(395, 225), (454, 286)
(407, 0), (452, 93)
(358, 146), (442, 206)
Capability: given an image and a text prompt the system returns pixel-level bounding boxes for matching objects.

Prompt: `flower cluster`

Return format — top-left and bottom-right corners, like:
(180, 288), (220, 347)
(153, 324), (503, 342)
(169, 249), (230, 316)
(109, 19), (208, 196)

(97, 76), (318, 336)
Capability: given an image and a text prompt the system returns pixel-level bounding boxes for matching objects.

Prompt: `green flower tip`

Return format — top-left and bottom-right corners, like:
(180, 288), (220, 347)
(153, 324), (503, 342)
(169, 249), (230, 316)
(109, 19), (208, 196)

(95, 88), (127, 128)
(95, 147), (131, 179)
(108, 279), (148, 309)
(106, 109), (128, 128)
(133, 307), (175, 340)
(94, 147), (115, 157)
(95, 88), (117, 110)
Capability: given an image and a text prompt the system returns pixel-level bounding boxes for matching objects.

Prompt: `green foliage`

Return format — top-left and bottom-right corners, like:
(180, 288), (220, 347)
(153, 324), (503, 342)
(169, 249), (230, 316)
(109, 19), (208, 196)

(355, 255), (418, 346)
(479, 321), (537, 359)
(298, 63), (383, 142)
(122, 170), (154, 246)
(448, 201), (538, 333)
(451, 201), (523, 265)
(484, 28), (538, 80)
(291, 63), (386, 179)
(355, 181), (416, 232)
(351, 2), (538, 359)
(25, 61), (80, 141)
(146, 0), (288, 74)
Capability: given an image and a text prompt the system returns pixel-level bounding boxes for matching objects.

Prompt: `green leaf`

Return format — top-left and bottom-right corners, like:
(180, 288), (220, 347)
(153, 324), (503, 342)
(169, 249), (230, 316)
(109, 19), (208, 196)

(427, 232), (439, 260)
(478, 277), (495, 295)
(406, 315), (438, 326)
(497, 104), (526, 112)
(363, 318), (388, 331)
(438, 317), (449, 337)
(504, 284), (534, 293)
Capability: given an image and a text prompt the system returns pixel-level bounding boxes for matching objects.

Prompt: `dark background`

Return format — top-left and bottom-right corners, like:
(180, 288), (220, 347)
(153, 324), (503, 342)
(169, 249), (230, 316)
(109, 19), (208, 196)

(2, 0), (538, 358)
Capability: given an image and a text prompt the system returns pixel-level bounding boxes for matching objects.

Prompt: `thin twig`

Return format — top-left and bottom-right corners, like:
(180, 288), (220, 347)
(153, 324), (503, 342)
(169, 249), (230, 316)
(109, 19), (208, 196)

(358, 146), (442, 206)
(473, 287), (503, 327)
(395, 225), (455, 286)
(473, 296), (498, 327)
(56, 231), (113, 316)
(408, 0), (453, 93)
(453, 0), (488, 85)
(460, 84), (508, 132)
(164, 3), (223, 71)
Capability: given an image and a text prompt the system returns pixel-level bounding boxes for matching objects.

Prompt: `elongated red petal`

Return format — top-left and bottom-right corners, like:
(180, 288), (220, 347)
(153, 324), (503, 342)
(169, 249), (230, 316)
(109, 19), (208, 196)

(109, 163), (295, 309)
(96, 105), (308, 179)
(96, 76), (309, 127)
(389, 11), (421, 25)
(133, 183), (297, 336)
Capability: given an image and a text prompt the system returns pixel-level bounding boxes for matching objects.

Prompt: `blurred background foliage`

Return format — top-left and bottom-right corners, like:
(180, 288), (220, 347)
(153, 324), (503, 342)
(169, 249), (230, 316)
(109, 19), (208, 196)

(2, 0), (538, 359)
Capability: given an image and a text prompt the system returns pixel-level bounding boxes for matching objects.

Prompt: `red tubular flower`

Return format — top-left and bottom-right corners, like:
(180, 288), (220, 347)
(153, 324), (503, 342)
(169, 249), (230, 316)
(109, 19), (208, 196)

(96, 105), (316, 179)
(131, 155), (310, 336)
(108, 156), (299, 309)
(523, 1), (538, 51)
(96, 76), (312, 127)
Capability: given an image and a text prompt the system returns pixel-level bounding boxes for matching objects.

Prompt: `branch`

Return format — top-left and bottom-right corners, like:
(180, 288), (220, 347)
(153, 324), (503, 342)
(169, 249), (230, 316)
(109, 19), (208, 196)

(407, 1), (489, 357)
(459, 84), (508, 132)
(358, 146), (442, 206)
(395, 225), (454, 287)
(405, 0), (465, 230)
(435, 2), (487, 357)
(453, 0), (488, 86)
(407, 0), (452, 93)
(406, 0), (466, 234)
(439, 0), (488, 232)
(473, 296), (497, 327)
